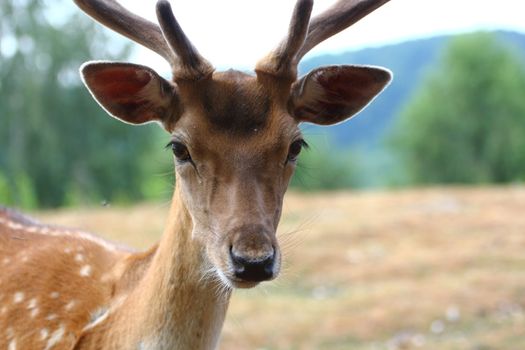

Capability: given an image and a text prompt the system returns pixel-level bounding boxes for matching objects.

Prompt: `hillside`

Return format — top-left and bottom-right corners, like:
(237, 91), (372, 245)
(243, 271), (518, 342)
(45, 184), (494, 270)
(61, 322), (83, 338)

(37, 186), (525, 349)
(299, 31), (525, 150)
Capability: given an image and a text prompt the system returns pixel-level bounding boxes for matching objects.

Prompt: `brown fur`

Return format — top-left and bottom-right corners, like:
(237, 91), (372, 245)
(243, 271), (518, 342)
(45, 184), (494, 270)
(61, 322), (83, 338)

(0, 188), (229, 349)
(201, 71), (271, 135)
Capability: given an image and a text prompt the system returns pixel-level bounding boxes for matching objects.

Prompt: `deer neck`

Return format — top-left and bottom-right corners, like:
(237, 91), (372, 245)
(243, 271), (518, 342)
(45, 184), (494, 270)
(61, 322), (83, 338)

(101, 186), (231, 350)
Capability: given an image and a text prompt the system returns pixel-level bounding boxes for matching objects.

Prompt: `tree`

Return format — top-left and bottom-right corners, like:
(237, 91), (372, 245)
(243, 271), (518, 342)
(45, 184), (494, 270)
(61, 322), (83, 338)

(291, 136), (359, 191)
(0, 0), (169, 208)
(392, 33), (525, 184)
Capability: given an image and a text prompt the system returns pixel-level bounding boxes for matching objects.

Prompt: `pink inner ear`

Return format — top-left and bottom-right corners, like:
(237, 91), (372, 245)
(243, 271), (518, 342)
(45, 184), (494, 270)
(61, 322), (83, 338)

(317, 68), (375, 101)
(90, 67), (152, 102)
(291, 65), (391, 125)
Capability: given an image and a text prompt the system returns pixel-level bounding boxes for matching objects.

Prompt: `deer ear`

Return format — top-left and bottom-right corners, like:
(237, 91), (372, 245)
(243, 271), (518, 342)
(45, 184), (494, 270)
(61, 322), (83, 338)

(80, 62), (180, 131)
(289, 65), (392, 125)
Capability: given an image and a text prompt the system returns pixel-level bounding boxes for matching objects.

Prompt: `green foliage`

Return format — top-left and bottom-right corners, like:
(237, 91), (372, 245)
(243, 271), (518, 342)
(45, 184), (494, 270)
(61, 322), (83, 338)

(291, 136), (359, 191)
(0, 0), (172, 208)
(392, 33), (525, 184)
(0, 170), (37, 209)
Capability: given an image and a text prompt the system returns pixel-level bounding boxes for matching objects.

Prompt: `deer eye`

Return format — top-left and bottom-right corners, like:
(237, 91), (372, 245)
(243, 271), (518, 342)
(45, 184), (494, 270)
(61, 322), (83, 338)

(166, 141), (191, 162)
(287, 139), (308, 163)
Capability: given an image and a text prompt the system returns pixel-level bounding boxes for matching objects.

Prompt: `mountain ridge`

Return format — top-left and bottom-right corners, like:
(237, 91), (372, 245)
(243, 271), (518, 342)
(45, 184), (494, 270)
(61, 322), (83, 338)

(298, 30), (525, 150)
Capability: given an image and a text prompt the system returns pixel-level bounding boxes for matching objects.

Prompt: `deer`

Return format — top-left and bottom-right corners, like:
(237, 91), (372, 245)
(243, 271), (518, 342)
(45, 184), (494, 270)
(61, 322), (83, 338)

(0, 0), (391, 349)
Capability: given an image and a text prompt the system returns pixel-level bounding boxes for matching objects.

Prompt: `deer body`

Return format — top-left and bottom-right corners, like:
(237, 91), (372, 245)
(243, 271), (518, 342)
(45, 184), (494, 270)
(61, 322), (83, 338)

(0, 186), (228, 349)
(1, 0), (392, 349)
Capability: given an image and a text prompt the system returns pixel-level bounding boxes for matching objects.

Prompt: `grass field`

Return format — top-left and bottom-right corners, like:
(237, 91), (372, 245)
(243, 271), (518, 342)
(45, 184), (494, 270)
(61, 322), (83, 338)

(36, 186), (525, 349)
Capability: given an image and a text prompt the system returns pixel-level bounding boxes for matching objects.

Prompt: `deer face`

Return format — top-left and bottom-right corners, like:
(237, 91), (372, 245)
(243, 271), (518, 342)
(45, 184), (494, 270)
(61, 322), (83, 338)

(170, 72), (298, 287)
(76, 0), (391, 288)
(81, 63), (390, 288)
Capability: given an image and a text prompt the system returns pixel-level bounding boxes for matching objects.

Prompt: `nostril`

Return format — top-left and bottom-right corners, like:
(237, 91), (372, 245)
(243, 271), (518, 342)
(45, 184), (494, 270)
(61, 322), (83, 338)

(263, 256), (274, 275)
(229, 248), (275, 282)
(230, 249), (246, 274)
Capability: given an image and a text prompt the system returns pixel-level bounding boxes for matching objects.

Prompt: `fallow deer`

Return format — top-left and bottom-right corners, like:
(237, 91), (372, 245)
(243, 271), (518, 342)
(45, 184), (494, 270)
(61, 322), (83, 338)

(0, 0), (392, 349)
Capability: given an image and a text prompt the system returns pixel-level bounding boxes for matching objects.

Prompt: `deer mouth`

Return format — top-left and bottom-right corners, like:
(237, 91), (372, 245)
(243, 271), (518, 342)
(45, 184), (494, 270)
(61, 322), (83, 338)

(215, 269), (263, 289)
(230, 279), (261, 289)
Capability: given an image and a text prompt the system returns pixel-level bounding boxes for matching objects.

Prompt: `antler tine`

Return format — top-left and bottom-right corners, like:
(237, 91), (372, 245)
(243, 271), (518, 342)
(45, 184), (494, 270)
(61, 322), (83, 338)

(256, 0), (313, 80)
(296, 0), (391, 61)
(74, 0), (213, 81)
(74, 0), (176, 64)
(156, 0), (214, 80)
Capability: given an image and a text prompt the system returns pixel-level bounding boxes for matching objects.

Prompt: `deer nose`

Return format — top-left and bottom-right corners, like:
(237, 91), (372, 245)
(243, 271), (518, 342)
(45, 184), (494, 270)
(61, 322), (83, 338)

(230, 247), (275, 282)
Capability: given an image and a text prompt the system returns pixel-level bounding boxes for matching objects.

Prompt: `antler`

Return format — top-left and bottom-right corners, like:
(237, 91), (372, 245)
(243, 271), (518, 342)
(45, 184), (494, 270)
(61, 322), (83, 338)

(156, 0), (213, 79)
(74, 0), (213, 80)
(256, 0), (313, 79)
(257, 0), (391, 79)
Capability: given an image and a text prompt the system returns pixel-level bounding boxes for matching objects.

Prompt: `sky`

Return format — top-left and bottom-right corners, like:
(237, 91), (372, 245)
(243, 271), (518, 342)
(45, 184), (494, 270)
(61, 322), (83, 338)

(114, 0), (525, 73)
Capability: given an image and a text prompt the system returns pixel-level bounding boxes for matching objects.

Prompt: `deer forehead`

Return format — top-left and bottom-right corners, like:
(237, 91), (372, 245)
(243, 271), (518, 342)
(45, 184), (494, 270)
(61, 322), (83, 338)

(177, 70), (295, 138)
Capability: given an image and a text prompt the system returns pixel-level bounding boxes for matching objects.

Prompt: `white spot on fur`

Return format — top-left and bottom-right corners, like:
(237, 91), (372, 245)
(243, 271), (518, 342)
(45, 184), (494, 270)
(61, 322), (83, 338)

(26, 226), (38, 233)
(31, 308), (40, 318)
(27, 298), (38, 309)
(8, 339), (16, 350)
(79, 295), (126, 333)
(46, 314), (57, 321)
(44, 325), (65, 350)
(40, 328), (49, 341)
(75, 253), (84, 262)
(82, 294), (127, 333)
(64, 247), (72, 254)
(65, 300), (76, 311)
(80, 265), (92, 277)
(7, 222), (23, 230)
(82, 307), (109, 332)
(50, 292), (60, 299)
(13, 292), (24, 303)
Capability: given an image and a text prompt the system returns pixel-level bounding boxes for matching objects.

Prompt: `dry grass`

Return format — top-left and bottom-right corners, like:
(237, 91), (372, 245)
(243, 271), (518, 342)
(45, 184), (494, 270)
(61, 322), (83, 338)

(36, 186), (525, 349)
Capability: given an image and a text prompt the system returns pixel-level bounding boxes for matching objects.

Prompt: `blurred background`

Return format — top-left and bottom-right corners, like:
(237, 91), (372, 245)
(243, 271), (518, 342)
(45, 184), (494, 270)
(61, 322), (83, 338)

(1, 0), (525, 349)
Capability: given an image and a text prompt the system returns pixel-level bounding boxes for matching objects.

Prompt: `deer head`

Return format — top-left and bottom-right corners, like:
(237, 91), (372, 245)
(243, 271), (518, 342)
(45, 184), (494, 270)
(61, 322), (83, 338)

(75, 0), (391, 289)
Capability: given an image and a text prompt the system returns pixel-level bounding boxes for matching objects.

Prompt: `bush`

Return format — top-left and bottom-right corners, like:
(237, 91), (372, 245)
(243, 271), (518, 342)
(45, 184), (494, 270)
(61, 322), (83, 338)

(392, 33), (525, 184)
(291, 136), (359, 191)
